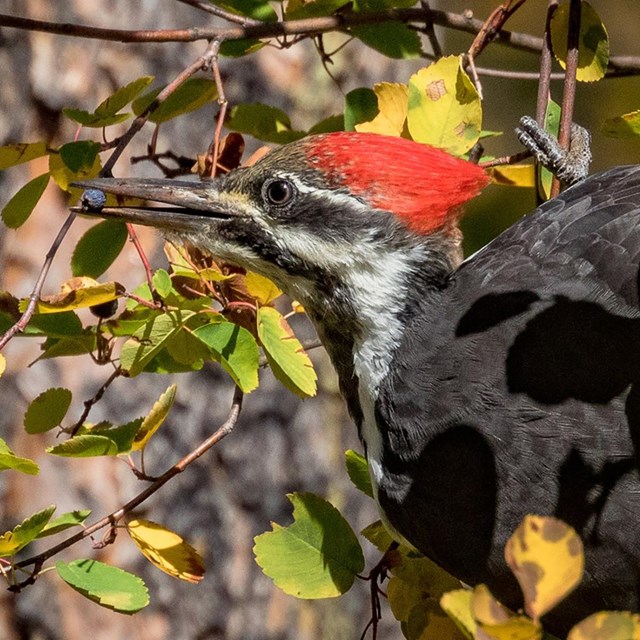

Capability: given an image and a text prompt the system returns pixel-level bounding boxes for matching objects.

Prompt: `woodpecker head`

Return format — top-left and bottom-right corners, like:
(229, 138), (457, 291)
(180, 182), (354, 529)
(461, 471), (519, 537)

(76, 132), (488, 322)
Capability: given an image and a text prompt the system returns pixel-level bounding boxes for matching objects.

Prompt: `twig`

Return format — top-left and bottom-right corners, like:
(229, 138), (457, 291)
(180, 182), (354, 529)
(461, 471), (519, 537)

(15, 386), (244, 576)
(1, 10), (639, 73)
(551, 0), (580, 198)
(535, 0), (558, 202)
(420, 0), (442, 58)
(68, 366), (123, 436)
(0, 212), (76, 352)
(205, 40), (228, 178)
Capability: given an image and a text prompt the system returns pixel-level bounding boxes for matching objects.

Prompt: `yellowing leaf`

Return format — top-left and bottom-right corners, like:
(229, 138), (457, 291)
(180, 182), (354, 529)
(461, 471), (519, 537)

(49, 141), (102, 191)
(505, 515), (584, 621)
(489, 165), (535, 188)
(22, 277), (125, 314)
(471, 584), (510, 626)
(0, 142), (48, 170)
(356, 83), (409, 137)
(0, 353), (5, 377)
(254, 492), (364, 598)
(405, 598), (468, 640)
(407, 56), (482, 156)
(568, 611), (640, 640)
(440, 589), (477, 640)
(550, 1), (609, 82)
(0, 505), (56, 556)
(477, 617), (542, 640)
(245, 272), (282, 305)
(602, 109), (640, 139)
(132, 384), (177, 451)
(257, 306), (317, 398)
(127, 519), (205, 583)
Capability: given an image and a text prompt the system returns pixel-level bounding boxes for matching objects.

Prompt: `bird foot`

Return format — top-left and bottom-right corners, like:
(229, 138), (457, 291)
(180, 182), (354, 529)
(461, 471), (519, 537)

(516, 115), (592, 186)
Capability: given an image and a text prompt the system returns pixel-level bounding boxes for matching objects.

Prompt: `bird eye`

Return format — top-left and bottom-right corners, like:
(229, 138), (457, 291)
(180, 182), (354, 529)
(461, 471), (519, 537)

(263, 179), (295, 206)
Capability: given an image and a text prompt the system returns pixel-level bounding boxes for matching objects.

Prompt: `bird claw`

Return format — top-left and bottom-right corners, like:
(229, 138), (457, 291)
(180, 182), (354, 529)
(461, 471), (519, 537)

(516, 115), (592, 186)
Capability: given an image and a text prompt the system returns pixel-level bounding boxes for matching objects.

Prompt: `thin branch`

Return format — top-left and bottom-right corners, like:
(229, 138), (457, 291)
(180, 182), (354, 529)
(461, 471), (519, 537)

(68, 366), (123, 436)
(205, 40), (228, 178)
(1, 10), (638, 73)
(535, 0), (558, 203)
(420, 0), (442, 58)
(0, 212), (76, 352)
(15, 386), (244, 576)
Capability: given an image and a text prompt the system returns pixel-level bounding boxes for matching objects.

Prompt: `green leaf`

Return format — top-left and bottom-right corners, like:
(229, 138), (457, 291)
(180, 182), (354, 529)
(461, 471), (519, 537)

(539, 99), (561, 200)
(88, 419), (143, 454)
(0, 437), (39, 475)
(47, 434), (119, 457)
(39, 334), (97, 360)
(119, 310), (193, 376)
(24, 387), (73, 434)
(95, 76), (154, 116)
(49, 143), (102, 191)
(345, 449), (373, 498)
(71, 220), (128, 278)
(28, 311), (84, 337)
(352, 22), (422, 59)
(56, 559), (149, 614)
(253, 492), (364, 598)
(0, 505), (56, 556)
(63, 109), (131, 128)
(226, 103), (306, 144)
(213, 0), (277, 21)
(344, 88), (379, 131)
(550, 0), (609, 82)
(219, 38), (266, 57)
(152, 269), (172, 299)
(132, 384), (177, 451)
(308, 114), (345, 135)
(0, 142), (48, 170)
(2, 173), (49, 229)
(193, 318), (259, 392)
(37, 510), (92, 538)
(407, 56), (482, 156)
(257, 306), (317, 398)
(59, 141), (102, 173)
(286, 0), (350, 20)
(602, 109), (640, 139)
(132, 78), (218, 124)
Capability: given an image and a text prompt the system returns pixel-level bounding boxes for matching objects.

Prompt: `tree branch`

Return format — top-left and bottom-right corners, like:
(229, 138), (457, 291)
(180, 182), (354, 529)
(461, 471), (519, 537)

(14, 386), (244, 576)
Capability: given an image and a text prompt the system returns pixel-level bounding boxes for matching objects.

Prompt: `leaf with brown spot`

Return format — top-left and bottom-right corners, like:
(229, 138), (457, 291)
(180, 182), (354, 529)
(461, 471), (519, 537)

(505, 515), (584, 621)
(568, 611), (640, 640)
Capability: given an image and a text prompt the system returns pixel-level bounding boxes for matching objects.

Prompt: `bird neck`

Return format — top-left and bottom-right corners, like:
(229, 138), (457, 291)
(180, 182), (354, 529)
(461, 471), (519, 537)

(304, 226), (461, 451)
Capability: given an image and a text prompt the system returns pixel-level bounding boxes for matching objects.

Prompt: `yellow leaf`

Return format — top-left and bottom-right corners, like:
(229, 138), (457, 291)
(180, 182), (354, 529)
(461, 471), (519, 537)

(245, 272), (282, 305)
(127, 519), (205, 583)
(478, 617), (542, 640)
(488, 165), (535, 188)
(132, 384), (177, 451)
(356, 83), (409, 137)
(471, 584), (511, 626)
(406, 598), (468, 640)
(0, 354), (5, 378)
(440, 589), (476, 640)
(407, 56), (482, 156)
(504, 515), (584, 621)
(550, 1), (609, 83)
(568, 611), (640, 640)
(20, 277), (125, 314)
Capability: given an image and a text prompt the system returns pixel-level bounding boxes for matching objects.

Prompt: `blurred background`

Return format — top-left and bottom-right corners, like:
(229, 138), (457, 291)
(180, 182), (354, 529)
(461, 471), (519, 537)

(0, 1), (639, 638)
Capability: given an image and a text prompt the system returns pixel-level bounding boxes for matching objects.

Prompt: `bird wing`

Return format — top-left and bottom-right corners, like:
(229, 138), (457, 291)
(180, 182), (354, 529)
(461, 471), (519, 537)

(375, 165), (640, 631)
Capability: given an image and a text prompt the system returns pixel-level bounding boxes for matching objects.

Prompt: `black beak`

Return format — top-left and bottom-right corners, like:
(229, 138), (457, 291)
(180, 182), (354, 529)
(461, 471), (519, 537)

(70, 177), (243, 232)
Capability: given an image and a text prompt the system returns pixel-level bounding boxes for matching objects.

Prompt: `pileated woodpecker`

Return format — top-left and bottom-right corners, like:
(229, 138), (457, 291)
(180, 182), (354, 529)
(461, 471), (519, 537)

(76, 123), (640, 634)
